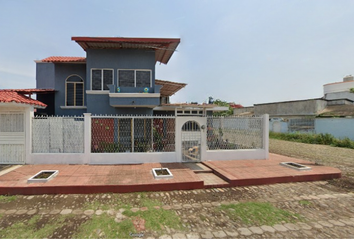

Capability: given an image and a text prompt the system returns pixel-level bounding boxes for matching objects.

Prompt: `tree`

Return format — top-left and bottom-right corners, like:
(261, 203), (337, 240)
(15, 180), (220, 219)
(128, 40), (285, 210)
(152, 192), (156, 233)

(210, 97), (234, 116)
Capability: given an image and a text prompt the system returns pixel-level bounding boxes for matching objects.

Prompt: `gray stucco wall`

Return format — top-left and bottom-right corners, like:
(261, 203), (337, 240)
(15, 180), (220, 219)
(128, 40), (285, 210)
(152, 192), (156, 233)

(85, 49), (156, 115)
(87, 94), (152, 115)
(36, 63), (55, 89)
(53, 63), (86, 116)
(233, 107), (254, 115)
(254, 99), (327, 117)
(86, 49), (156, 90)
(36, 49), (157, 116)
(325, 92), (354, 101)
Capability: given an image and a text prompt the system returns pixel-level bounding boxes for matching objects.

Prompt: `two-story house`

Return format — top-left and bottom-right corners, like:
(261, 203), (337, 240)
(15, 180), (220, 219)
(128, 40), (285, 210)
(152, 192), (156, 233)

(35, 36), (183, 116)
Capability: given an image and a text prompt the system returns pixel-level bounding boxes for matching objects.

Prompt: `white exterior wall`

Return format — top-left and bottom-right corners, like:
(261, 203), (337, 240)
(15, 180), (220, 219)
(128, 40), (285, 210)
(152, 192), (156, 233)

(0, 103), (33, 164)
(90, 152), (177, 164)
(324, 81), (354, 94)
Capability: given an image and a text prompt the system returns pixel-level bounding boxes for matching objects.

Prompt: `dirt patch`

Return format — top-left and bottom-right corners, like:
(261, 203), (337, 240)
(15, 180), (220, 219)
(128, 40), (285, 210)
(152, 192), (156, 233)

(269, 138), (354, 190)
(327, 177), (354, 190)
(49, 215), (89, 239)
(0, 214), (33, 229)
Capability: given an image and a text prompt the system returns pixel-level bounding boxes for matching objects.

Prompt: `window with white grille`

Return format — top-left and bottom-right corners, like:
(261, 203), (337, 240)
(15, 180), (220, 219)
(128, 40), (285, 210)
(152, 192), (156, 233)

(66, 75), (84, 106)
(118, 69), (151, 87)
(91, 69), (113, 90)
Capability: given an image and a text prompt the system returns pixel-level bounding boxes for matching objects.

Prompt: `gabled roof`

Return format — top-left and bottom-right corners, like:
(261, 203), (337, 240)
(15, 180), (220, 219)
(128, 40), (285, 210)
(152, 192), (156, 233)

(0, 89), (48, 108)
(155, 79), (186, 97)
(40, 56), (86, 63)
(71, 37), (180, 64)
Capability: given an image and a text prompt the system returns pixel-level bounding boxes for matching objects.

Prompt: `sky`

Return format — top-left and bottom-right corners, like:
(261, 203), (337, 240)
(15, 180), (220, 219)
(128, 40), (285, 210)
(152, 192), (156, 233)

(1, 0), (354, 106)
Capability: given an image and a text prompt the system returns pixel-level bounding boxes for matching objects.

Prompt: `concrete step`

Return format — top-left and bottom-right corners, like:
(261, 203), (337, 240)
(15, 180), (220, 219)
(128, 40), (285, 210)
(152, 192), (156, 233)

(197, 172), (231, 188)
(182, 162), (213, 173)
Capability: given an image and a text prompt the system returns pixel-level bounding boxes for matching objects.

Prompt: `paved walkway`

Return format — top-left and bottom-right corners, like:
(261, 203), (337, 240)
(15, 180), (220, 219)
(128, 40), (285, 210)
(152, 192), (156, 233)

(0, 153), (341, 195)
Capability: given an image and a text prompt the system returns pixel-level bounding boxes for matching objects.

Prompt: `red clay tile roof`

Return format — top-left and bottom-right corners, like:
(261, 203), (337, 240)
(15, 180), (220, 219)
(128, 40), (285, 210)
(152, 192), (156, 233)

(41, 56), (86, 63)
(230, 104), (243, 108)
(2, 89), (54, 94)
(0, 90), (47, 108)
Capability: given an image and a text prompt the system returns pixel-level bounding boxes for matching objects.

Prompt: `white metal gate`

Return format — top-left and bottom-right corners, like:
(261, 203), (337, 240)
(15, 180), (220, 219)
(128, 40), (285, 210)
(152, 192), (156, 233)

(181, 120), (202, 162)
(0, 112), (25, 164)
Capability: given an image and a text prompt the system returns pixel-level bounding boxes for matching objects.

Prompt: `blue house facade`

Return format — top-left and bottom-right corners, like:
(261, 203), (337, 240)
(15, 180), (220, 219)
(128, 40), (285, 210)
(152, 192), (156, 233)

(36, 37), (181, 116)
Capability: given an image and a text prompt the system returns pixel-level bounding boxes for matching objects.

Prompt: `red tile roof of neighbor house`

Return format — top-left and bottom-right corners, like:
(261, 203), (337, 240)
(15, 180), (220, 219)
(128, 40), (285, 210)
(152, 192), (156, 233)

(41, 56), (86, 63)
(2, 89), (55, 94)
(0, 89), (50, 108)
(71, 36), (180, 64)
(230, 104), (243, 108)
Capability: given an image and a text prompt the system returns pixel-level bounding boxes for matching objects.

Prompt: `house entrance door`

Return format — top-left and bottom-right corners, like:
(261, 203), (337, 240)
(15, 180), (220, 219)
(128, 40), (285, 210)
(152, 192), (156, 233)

(0, 112), (26, 164)
(181, 121), (202, 162)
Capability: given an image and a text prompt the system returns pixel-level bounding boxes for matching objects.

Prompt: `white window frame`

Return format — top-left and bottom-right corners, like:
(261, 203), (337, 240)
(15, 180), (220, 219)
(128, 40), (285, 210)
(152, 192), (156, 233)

(65, 74), (84, 106)
(91, 68), (114, 91)
(117, 69), (152, 88)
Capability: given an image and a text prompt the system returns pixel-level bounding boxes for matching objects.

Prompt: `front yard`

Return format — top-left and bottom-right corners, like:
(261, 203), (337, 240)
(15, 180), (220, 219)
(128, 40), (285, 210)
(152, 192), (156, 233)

(270, 138), (354, 190)
(0, 139), (353, 238)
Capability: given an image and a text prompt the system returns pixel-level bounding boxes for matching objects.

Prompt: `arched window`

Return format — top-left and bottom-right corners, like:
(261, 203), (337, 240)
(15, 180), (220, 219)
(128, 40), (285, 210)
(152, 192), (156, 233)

(66, 75), (84, 106)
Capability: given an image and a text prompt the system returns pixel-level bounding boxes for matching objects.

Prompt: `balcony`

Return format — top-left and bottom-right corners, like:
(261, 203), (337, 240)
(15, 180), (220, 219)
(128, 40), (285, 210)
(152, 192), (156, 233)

(107, 84), (162, 108)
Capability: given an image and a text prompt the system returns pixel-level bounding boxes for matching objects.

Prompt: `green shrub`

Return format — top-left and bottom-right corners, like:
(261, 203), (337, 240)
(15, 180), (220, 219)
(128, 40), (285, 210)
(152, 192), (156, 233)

(269, 131), (354, 149)
(316, 133), (334, 145)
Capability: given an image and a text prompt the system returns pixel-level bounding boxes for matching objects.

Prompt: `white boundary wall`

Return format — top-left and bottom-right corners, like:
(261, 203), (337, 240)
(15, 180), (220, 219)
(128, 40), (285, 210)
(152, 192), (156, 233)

(29, 113), (269, 164)
(205, 114), (269, 161)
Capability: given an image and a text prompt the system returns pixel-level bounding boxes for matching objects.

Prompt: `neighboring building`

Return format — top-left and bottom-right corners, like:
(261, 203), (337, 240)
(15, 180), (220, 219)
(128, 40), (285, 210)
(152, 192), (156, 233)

(0, 89), (49, 164)
(235, 75), (354, 119)
(234, 76), (354, 139)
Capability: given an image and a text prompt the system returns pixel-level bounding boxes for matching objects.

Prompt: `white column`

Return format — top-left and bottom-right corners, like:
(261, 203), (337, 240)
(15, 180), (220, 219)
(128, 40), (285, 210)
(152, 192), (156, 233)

(263, 114), (269, 159)
(25, 106), (34, 164)
(84, 113), (92, 164)
(175, 117), (182, 162)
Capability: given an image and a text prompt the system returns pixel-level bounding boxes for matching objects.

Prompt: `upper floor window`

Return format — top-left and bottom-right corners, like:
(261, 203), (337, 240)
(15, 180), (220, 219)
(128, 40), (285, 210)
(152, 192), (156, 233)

(91, 69), (113, 90)
(118, 69), (151, 87)
(66, 75), (84, 106)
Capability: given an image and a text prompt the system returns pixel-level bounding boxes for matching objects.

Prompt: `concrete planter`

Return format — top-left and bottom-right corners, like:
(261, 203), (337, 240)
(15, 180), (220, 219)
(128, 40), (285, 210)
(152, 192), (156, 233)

(27, 170), (59, 183)
(280, 162), (311, 171)
(152, 168), (173, 179)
